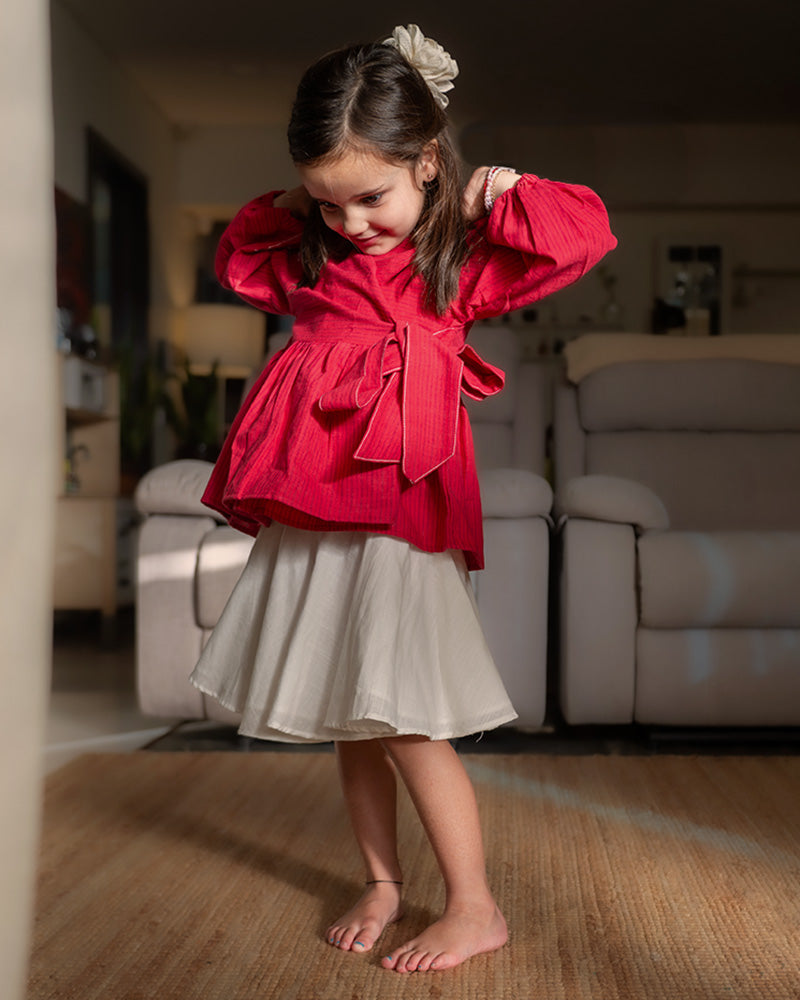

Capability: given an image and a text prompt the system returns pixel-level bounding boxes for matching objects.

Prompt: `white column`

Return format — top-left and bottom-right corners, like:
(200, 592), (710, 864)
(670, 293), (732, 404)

(0, 0), (57, 995)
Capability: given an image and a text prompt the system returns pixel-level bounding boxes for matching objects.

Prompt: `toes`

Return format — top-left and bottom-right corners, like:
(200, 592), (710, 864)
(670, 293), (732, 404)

(327, 923), (374, 952)
(382, 944), (453, 973)
(326, 921), (341, 941)
(351, 933), (374, 952)
(390, 947), (425, 973)
(414, 951), (438, 972)
(404, 951), (428, 973)
(326, 925), (350, 949)
(338, 930), (360, 951)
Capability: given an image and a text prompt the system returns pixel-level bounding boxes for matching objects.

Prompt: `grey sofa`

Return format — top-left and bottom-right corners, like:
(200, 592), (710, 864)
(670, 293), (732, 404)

(554, 333), (800, 727)
(134, 325), (553, 731)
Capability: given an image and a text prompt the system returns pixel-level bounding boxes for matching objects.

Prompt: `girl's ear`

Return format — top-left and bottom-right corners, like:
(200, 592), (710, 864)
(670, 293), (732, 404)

(417, 140), (440, 184)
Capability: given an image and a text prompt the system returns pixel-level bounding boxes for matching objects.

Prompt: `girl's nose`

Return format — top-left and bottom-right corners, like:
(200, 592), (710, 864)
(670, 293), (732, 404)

(341, 210), (367, 236)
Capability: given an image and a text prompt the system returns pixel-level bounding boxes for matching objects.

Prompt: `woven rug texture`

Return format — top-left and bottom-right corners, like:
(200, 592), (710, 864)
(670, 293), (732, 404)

(28, 752), (800, 999)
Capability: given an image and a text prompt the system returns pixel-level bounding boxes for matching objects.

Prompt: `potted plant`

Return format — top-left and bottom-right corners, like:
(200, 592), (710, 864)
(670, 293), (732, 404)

(163, 354), (221, 461)
(116, 340), (167, 494)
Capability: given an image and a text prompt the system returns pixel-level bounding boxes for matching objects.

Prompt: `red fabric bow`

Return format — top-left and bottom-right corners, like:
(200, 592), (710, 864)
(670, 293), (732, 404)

(318, 325), (504, 483)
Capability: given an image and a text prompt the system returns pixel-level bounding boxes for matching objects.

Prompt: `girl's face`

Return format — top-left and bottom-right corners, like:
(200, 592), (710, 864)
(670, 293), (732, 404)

(298, 147), (437, 256)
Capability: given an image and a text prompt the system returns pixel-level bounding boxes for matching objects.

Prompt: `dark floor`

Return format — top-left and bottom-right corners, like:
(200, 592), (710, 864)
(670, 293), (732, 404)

(60, 608), (800, 759)
(144, 718), (800, 756)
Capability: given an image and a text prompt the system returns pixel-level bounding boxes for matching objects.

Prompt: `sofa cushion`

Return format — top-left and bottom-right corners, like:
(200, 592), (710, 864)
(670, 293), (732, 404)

(135, 459), (223, 520)
(462, 325), (520, 425)
(635, 627), (800, 726)
(196, 527), (256, 628)
(578, 359), (800, 432)
(639, 530), (800, 628)
(557, 475), (669, 532)
(587, 432), (800, 531)
(479, 469), (553, 519)
(471, 423), (514, 470)
(566, 333), (800, 384)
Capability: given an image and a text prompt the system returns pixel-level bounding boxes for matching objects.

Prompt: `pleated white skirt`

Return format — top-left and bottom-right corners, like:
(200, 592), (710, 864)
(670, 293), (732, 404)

(190, 524), (517, 743)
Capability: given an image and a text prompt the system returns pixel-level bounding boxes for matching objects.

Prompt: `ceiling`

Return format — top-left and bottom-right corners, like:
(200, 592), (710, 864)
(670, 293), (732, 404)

(57, 0), (799, 131)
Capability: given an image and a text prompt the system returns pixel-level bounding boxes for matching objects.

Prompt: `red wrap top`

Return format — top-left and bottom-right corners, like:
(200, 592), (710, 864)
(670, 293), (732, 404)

(203, 173), (616, 569)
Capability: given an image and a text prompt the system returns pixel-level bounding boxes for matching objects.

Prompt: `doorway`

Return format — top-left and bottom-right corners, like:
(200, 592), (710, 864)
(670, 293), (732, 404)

(87, 129), (153, 477)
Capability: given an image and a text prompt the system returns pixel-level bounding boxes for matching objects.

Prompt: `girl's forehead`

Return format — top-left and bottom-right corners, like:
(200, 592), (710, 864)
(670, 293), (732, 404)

(298, 151), (408, 200)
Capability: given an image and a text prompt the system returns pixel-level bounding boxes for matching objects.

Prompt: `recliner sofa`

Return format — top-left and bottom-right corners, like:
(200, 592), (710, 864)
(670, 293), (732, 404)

(554, 333), (800, 727)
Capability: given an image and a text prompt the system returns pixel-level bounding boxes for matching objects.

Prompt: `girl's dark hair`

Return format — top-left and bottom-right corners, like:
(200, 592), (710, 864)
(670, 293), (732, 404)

(288, 42), (467, 315)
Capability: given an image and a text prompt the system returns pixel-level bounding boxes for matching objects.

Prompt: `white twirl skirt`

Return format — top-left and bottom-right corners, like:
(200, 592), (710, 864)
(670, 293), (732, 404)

(190, 524), (517, 743)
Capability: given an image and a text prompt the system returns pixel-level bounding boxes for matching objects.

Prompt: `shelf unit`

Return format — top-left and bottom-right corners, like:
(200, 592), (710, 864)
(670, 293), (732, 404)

(53, 355), (120, 621)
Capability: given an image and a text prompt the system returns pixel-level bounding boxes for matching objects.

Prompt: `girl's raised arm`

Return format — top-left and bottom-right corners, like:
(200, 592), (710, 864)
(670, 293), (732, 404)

(215, 192), (306, 315)
(462, 172), (617, 320)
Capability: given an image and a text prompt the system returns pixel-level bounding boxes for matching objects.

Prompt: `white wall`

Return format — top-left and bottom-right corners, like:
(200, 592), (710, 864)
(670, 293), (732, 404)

(0, 1), (57, 996)
(606, 208), (800, 334)
(461, 123), (800, 207)
(51, 6), (800, 338)
(461, 123), (800, 334)
(50, 1), (195, 327)
(178, 124), (295, 229)
(176, 119), (800, 334)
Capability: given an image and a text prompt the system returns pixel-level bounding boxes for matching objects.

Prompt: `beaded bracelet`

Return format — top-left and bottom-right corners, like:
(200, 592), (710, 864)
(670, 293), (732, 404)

(483, 165), (516, 213)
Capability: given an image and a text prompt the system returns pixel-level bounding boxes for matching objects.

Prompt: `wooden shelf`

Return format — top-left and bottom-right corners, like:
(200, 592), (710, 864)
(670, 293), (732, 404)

(54, 354), (121, 617)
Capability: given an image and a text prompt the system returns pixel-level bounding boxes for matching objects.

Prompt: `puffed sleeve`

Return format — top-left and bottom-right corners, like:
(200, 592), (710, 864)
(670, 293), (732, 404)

(459, 174), (617, 320)
(215, 192), (305, 315)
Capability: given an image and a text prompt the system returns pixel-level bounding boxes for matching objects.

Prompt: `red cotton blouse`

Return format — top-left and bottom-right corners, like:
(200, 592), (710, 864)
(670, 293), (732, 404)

(203, 173), (617, 570)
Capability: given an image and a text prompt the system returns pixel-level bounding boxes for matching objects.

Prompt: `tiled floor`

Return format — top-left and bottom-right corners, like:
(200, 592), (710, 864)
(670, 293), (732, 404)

(46, 610), (175, 774)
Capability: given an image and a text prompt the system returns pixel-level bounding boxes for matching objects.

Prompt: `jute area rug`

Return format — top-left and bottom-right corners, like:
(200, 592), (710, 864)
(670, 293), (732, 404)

(29, 753), (800, 1000)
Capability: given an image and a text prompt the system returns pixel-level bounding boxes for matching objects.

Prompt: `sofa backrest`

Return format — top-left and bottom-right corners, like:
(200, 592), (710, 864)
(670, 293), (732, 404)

(556, 358), (800, 530)
(463, 325), (547, 475)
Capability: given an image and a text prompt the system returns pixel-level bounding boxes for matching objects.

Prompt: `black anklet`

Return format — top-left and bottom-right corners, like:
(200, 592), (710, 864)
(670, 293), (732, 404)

(365, 879), (404, 885)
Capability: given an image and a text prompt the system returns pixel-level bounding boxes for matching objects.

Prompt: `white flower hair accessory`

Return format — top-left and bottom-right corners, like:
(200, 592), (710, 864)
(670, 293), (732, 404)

(384, 24), (458, 109)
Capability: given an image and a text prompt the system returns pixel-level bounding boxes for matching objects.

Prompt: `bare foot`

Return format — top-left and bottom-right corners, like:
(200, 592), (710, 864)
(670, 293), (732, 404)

(326, 882), (404, 954)
(381, 900), (507, 973)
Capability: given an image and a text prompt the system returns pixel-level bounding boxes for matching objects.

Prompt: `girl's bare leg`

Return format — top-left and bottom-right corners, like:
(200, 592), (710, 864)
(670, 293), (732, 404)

(380, 735), (507, 973)
(327, 739), (404, 953)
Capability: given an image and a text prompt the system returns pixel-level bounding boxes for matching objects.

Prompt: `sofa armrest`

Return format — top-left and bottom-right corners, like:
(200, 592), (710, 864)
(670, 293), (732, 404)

(477, 515), (550, 728)
(559, 518), (638, 724)
(511, 363), (548, 475)
(479, 468), (553, 519)
(136, 513), (217, 718)
(134, 459), (222, 521)
(556, 474), (669, 533)
(553, 381), (584, 495)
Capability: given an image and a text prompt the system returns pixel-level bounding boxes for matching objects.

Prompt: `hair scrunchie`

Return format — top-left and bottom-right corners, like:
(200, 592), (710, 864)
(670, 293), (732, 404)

(383, 24), (459, 108)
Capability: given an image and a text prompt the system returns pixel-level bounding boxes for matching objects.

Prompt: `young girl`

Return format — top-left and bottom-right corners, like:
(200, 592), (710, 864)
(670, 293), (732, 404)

(191, 25), (616, 973)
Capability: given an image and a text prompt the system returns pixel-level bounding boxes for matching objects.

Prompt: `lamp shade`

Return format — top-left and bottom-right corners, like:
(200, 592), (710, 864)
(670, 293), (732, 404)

(182, 304), (266, 371)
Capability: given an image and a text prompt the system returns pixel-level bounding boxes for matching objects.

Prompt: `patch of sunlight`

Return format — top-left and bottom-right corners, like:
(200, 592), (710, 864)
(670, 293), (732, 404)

(137, 547), (198, 584)
(466, 760), (799, 867)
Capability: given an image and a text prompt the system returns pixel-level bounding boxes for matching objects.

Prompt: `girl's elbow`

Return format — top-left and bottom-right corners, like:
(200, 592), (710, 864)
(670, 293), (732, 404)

(579, 188), (617, 253)
(586, 212), (618, 265)
(576, 229), (617, 278)
(597, 228), (618, 262)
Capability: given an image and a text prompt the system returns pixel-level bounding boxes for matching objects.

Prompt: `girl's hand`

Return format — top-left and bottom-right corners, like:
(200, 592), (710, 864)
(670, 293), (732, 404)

(462, 167), (490, 223)
(462, 166), (521, 222)
(274, 185), (313, 219)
